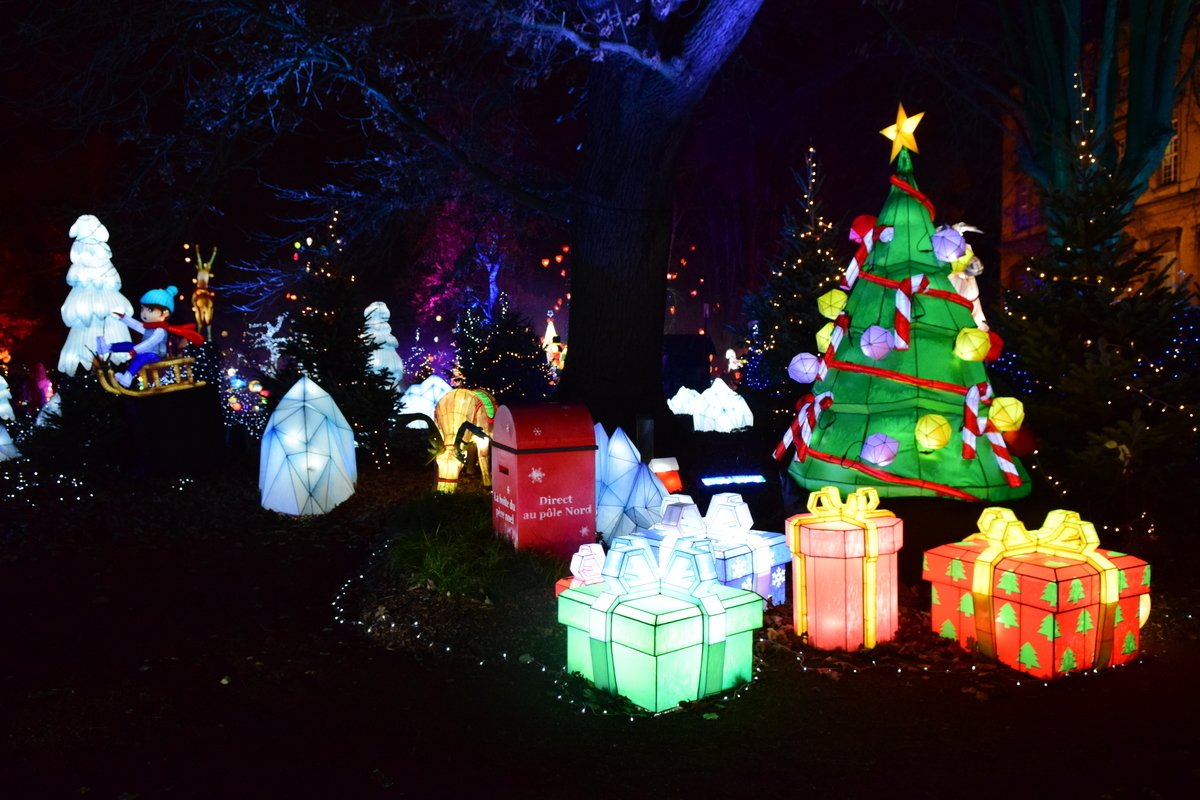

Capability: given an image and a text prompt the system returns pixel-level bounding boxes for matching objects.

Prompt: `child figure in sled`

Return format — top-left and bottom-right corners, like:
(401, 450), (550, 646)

(97, 285), (205, 388)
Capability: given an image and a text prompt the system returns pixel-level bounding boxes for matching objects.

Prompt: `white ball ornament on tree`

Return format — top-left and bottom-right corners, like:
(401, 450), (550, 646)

(787, 352), (822, 384)
(861, 433), (899, 467)
(860, 325), (893, 360)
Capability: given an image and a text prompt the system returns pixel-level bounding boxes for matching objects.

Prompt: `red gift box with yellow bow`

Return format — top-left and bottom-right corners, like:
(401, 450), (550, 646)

(923, 508), (1151, 679)
(786, 486), (904, 651)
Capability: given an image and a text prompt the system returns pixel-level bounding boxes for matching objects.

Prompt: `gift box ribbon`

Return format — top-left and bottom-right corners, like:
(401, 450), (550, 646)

(788, 486), (894, 648)
(587, 536), (729, 702)
(966, 508), (1125, 667)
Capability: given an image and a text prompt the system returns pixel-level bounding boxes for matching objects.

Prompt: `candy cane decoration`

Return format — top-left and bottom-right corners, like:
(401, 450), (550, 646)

(815, 315), (850, 381)
(961, 382), (992, 460)
(962, 382), (1022, 487)
(893, 274), (929, 351)
(842, 216), (894, 291)
(773, 391), (834, 462)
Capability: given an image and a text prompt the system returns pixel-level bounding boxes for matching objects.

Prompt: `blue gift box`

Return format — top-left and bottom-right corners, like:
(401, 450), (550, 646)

(708, 530), (792, 606)
(626, 527), (792, 606)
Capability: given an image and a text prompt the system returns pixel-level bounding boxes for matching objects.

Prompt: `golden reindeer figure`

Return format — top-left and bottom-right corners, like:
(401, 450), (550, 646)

(191, 245), (217, 340)
(432, 388), (494, 493)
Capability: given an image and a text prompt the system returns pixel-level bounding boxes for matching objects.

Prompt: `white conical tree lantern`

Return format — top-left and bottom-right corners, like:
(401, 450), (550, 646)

(58, 215), (134, 375)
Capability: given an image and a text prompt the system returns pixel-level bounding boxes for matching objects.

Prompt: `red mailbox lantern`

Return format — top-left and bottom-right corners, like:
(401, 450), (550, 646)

(492, 403), (597, 560)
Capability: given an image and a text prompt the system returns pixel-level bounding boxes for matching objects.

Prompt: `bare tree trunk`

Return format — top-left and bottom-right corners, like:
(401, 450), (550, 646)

(555, 0), (763, 431)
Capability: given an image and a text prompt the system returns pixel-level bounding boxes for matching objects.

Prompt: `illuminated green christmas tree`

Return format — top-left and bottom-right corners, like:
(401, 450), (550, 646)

(776, 106), (1030, 501)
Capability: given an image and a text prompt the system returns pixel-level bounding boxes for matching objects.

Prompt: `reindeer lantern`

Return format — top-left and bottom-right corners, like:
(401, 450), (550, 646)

(432, 388), (494, 493)
(191, 245), (217, 340)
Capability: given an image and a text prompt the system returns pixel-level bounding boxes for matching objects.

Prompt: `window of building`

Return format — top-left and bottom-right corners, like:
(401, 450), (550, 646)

(1159, 119), (1179, 185)
(1013, 178), (1039, 232)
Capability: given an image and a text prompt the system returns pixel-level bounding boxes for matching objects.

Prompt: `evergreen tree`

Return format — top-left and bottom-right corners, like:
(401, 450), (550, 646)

(776, 109), (1030, 501)
(277, 217), (399, 466)
(453, 293), (552, 406)
(992, 159), (1200, 528)
(741, 148), (844, 396)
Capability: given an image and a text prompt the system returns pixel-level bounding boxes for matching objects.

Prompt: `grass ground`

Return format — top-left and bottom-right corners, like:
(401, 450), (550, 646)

(2, 422), (1199, 798)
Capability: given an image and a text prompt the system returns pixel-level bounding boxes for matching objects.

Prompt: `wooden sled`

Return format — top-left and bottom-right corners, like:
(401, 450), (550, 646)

(94, 356), (207, 397)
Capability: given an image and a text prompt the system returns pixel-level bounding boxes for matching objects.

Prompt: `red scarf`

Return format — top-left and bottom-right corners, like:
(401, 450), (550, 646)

(145, 321), (206, 346)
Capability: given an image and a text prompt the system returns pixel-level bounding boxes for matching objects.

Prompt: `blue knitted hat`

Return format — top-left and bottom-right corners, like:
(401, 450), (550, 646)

(140, 285), (178, 313)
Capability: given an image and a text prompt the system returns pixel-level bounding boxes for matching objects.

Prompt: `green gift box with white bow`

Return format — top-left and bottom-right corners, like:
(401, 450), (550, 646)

(557, 535), (764, 713)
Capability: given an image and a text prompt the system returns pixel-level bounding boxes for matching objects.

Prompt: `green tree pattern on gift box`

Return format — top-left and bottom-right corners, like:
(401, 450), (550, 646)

(1059, 647), (1078, 673)
(997, 570), (1020, 595)
(1076, 608), (1095, 633)
(1040, 582), (1058, 608)
(996, 602), (1018, 629)
(1142, 565), (1152, 587)
(1018, 642), (1040, 670)
(1038, 613), (1061, 641)
(1114, 604), (1124, 625)
(939, 619), (958, 639)
(777, 112), (1031, 501)
(930, 584), (940, 606)
(1122, 631), (1138, 656)
(958, 592), (975, 616)
(1119, 569), (1128, 591)
(947, 558), (967, 581)
(1068, 578), (1086, 603)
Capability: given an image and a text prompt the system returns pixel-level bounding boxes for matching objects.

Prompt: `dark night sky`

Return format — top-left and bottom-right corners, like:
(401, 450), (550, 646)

(0, 1), (1005, 370)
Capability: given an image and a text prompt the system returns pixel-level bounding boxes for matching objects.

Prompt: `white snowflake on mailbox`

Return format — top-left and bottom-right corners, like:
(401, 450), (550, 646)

(528, 467), (545, 483)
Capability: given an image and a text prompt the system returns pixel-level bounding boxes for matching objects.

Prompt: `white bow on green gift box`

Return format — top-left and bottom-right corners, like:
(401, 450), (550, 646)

(587, 535), (733, 703)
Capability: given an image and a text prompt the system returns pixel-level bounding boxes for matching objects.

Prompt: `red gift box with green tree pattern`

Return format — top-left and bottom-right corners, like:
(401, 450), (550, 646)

(923, 508), (1151, 680)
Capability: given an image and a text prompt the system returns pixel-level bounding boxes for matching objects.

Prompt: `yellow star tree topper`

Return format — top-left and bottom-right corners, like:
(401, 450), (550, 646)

(880, 103), (924, 162)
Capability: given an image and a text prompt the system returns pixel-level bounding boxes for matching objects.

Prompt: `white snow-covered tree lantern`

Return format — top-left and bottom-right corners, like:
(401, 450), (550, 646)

(0, 373), (14, 421)
(363, 301), (405, 389)
(58, 214), (134, 375)
(259, 377), (357, 516)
